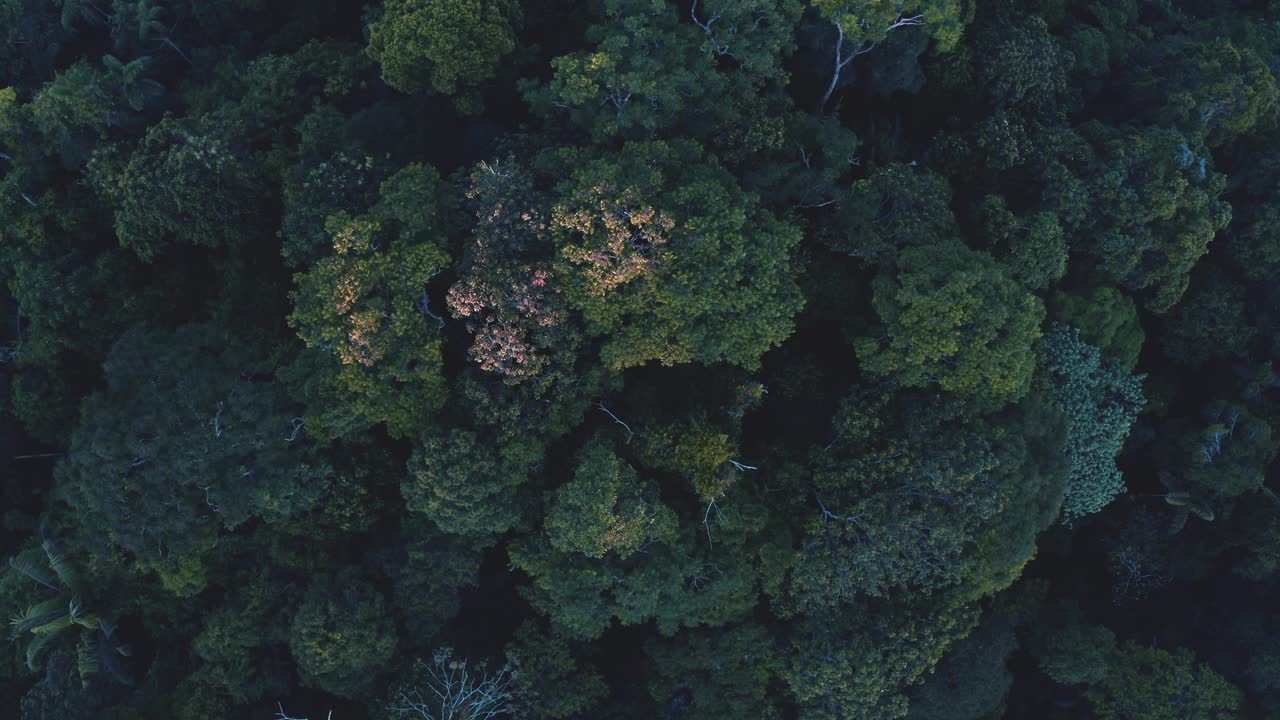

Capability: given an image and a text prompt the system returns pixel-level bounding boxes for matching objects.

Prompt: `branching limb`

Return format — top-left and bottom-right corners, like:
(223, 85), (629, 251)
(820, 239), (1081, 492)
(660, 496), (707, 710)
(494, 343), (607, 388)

(594, 402), (634, 443)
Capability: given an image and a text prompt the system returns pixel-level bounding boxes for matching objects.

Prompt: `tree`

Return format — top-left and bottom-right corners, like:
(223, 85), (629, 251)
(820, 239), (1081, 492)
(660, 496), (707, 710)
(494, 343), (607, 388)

(549, 140), (804, 370)
(1126, 37), (1279, 147)
(384, 648), (518, 720)
(403, 429), (539, 539)
(1159, 403), (1277, 518)
(524, 0), (723, 141)
(510, 489), (776, 640)
(810, 0), (969, 111)
(854, 239), (1044, 407)
(287, 163), (451, 439)
(504, 620), (607, 720)
(1047, 286), (1144, 370)
(1161, 267), (1256, 367)
(446, 159), (578, 385)
(784, 596), (977, 720)
(55, 324), (332, 586)
(906, 613), (1016, 720)
(7, 530), (130, 687)
(974, 196), (1067, 290)
(86, 117), (263, 261)
(1086, 643), (1243, 720)
(366, 0), (518, 110)
(1042, 324), (1145, 523)
(689, 0), (803, 87)
(27, 61), (115, 160)
(545, 439), (677, 559)
(645, 622), (783, 720)
(1031, 621), (1116, 686)
(793, 388), (1065, 606)
(289, 573), (397, 699)
(826, 163), (955, 264)
(189, 567), (293, 704)
(1068, 122), (1231, 313)
(380, 520), (484, 643)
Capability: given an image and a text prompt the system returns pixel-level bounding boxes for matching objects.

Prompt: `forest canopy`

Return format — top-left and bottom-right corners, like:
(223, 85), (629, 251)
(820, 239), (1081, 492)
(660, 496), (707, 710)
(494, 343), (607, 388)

(1, 0), (1279, 719)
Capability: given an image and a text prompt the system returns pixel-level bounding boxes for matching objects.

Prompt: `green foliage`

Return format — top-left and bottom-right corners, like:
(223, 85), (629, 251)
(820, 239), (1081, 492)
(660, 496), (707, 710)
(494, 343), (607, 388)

(827, 163), (955, 263)
(28, 61), (114, 151)
(1161, 404), (1277, 515)
(545, 439), (677, 559)
(855, 239), (1044, 406)
(87, 118), (262, 261)
(289, 573), (397, 699)
(4, 2), (1280, 718)
(645, 623), (783, 720)
(785, 597), (978, 720)
(975, 196), (1068, 290)
(403, 429), (537, 539)
(795, 389), (1065, 607)
(525, 0), (721, 140)
(1161, 267), (1256, 367)
(1128, 37), (1279, 146)
(505, 621), (607, 720)
(1086, 643), (1243, 720)
(367, 0), (517, 109)
(1069, 122), (1231, 313)
(1042, 324), (1145, 522)
(549, 140), (804, 370)
(906, 614), (1016, 720)
(1047, 287), (1144, 370)
(56, 325), (331, 575)
(287, 164), (451, 439)
(6, 532), (130, 689)
(973, 12), (1070, 112)
(1032, 621), (1116, 685)
(811, 0), (969, 52)
(511, 490), (776, 640)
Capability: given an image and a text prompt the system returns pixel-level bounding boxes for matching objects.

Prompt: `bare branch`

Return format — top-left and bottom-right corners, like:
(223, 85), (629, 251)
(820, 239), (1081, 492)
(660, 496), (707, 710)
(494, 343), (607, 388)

(594, 402), (634, 443)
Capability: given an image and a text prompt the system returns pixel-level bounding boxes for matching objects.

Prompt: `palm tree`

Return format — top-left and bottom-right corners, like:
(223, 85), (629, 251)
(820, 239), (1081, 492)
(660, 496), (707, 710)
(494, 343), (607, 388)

(8, 526), (131, 687)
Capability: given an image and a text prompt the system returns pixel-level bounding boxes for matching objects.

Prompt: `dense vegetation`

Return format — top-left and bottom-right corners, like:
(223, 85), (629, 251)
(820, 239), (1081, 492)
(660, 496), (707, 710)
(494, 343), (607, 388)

(1, 0), (1278, 718)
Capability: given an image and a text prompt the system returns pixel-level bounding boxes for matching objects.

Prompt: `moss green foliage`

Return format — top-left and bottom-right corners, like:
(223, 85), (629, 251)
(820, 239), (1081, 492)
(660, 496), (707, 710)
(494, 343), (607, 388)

(856, 239), (1045, 406)
(87, 117), (263, 261)
(1048, 287), (1145, 370)
(645, 623), (783, 720)
(4, 0), (1280, 717)
(289, 574), (397, 699)
(545, 439), (677, 559)
(1087, 643), (1244, 720)
(1033, 621), (1117, 686)
(906, 613), (1016, 720)
(367, 0), (518, 109)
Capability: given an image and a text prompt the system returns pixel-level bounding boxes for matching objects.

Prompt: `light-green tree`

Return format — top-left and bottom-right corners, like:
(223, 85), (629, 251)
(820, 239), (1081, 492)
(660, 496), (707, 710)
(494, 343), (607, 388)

(366, 0), (518, 111)
(854, 239), (1044, 407)
(545, 439), (677, 559)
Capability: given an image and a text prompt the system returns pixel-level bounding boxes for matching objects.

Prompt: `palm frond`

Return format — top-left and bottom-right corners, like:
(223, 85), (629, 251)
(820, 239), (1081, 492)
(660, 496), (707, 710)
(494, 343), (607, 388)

(68, 597), (98, 629)
(77, 633), (99, 687)
(24, 628), (61, 670)
(9, 551), (59, 591)
(29, 614), (74, 636)
(42, 538), (78, 589)
(10, 597), (68, 637)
